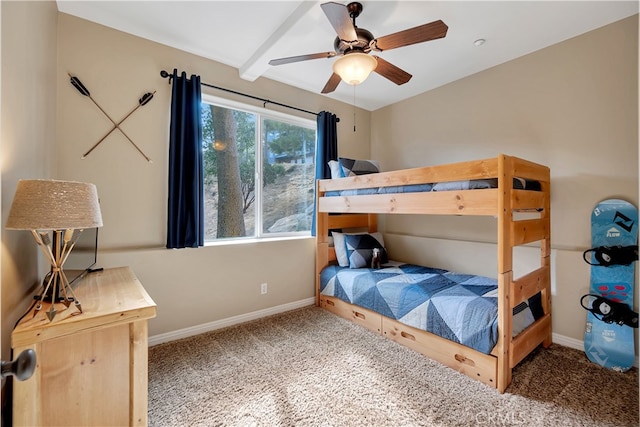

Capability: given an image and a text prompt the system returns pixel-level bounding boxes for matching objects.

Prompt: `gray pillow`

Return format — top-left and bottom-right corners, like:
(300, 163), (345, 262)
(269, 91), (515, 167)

(344, 233), (388, 269)
(332, 231), (385, 267)
(338, 158), (380, 177)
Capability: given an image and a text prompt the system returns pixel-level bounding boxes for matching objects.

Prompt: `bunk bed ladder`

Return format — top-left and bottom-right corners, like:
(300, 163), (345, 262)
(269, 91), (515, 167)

(496, 155), (552, 392)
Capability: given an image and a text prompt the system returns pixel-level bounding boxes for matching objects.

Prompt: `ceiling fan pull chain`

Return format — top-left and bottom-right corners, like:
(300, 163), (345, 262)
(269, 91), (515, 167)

(353, 85), (357, 132)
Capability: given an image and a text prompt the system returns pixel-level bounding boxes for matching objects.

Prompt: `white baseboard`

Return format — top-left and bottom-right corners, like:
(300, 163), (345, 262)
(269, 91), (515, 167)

(551, 332), (584, 350)
(553, 332), (639, 368)
(148, 297), (316, 347)
(149, 305), (639, 369)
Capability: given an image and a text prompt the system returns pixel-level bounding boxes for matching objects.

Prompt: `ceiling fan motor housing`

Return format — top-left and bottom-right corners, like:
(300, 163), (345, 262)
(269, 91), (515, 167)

(334, 27), (374, 54)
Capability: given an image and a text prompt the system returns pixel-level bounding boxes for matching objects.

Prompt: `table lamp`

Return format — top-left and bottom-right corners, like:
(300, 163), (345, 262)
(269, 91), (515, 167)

(6, 179), (103, 321)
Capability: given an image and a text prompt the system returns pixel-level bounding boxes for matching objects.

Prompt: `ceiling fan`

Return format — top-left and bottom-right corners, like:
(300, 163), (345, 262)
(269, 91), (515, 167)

(268, 1), (448, 94)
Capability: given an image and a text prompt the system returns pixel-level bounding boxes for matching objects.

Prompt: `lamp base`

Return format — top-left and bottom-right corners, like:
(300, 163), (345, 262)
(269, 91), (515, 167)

(29, 230), (84, 321)
(37, 271), (71, 303)
(33, 268), (82, 321)
(34, 294), (75, 304)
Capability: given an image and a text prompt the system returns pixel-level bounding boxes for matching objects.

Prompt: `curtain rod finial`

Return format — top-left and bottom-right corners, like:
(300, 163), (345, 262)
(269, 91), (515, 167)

(160, 70), (173, 84)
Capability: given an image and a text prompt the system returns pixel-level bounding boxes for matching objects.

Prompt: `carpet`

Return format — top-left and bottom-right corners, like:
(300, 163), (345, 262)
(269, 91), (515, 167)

(148, 306), (638, 426)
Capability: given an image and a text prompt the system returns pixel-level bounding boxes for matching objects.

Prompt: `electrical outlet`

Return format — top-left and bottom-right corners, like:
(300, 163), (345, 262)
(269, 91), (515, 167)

(260, 283), (268, 294)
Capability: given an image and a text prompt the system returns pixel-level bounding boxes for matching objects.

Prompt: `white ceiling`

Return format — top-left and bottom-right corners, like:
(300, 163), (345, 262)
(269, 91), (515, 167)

(56, 1), (638, 111)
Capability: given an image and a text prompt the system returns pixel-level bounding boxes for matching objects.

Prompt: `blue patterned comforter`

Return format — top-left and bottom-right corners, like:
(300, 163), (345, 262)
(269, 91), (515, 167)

(320, 262), (534, 354)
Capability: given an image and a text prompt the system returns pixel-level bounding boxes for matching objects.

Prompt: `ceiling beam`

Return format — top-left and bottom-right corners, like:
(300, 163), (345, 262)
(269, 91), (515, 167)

(238, 1), (318, 82)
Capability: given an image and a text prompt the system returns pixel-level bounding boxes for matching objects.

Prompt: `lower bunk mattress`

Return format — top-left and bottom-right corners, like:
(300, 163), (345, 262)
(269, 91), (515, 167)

(319, 262), (543, 354)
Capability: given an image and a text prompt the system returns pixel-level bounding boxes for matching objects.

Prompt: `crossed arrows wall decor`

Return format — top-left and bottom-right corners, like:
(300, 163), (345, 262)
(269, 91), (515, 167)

(68, 73), (154, 162)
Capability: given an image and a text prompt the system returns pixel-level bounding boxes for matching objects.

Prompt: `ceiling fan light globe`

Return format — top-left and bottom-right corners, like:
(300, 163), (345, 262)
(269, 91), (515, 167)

(333, 53), (377, 85)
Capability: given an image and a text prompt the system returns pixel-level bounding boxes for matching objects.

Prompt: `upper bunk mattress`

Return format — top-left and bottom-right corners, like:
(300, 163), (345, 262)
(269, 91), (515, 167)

(320, 262), (542, 354)
(324, 177), (541, 197)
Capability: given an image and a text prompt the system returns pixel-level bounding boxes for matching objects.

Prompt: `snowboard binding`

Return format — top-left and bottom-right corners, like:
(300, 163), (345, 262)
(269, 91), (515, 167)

(581, 294), (638, 328)
(583, 245), (638, 267)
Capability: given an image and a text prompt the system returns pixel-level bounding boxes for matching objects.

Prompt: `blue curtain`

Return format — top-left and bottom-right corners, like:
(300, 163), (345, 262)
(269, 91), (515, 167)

(312, 111), (338, 236)
(167, 70), (204, 248)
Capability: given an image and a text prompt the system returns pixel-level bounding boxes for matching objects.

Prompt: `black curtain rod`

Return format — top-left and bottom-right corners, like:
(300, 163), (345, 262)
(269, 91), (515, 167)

(160, 70), (339, 122)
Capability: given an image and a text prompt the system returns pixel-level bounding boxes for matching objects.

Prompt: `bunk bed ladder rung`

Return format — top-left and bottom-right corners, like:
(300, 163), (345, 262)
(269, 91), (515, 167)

(511, 218), (549, 246)
(511, 266), (550, 306)
(510, 314), (552, 367)
(511, 189), (546, 211)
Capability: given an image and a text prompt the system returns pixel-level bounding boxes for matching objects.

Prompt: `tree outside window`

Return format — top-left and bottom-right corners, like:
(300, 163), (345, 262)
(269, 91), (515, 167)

(201, 97), (316, 241)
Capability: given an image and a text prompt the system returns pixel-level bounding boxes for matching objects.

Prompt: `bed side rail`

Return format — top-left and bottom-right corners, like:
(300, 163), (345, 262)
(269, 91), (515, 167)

(319, 190), (501, 215)
(319, 157), (500, 192)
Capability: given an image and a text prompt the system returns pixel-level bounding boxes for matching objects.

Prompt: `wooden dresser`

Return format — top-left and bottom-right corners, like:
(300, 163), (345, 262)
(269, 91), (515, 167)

(11, 266), (157, 426)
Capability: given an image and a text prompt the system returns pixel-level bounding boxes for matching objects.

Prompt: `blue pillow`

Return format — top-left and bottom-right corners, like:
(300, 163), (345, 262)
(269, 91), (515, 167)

(344, 234), (388, 269)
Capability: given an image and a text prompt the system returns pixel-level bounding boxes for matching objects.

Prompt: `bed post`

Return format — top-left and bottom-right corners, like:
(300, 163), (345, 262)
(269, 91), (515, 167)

(316, 180), (329, 307)
(496, 154), (514, 392)
(541, 176), (553, 348)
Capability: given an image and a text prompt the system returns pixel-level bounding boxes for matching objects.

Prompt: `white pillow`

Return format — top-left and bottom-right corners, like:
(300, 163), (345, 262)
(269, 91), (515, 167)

(332, 231), (385, 267)
(328, 160), (341, 179)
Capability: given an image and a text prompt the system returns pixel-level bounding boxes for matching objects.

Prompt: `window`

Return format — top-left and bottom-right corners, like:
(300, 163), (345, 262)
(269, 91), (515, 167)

(201, 95), (316, 241)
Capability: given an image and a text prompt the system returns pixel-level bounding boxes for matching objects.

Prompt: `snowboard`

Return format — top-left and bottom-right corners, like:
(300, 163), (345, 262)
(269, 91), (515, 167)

(583, 199), (637, 372)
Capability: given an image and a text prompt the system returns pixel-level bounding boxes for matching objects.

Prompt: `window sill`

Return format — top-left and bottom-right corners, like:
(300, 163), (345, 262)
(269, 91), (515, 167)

(203, 234), (313, 247)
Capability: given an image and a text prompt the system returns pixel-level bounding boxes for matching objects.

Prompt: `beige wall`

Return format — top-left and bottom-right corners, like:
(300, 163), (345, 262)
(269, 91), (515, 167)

(0, 0), (58, 418)
(371, 16), (639, 344)
(1, 0), (58, 361)
(55, 13), (371, 337)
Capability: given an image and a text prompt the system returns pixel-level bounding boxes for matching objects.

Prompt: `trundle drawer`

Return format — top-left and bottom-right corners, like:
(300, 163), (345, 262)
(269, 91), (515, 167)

(382, 316), (498, 387)
(320, 296), (382, 334)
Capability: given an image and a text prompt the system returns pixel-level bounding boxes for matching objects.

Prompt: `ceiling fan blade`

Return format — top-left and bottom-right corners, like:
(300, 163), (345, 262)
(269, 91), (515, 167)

(372, 56), (412, 85)
(321, 2), (357, 42)
(373, 20), (448, 51)
(321, 73), (342, 94)
(269, 52), (336, 66)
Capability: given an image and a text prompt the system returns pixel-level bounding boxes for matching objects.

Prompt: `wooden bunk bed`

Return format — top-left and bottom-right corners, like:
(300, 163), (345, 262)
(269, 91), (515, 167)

(315, 154), (551, 393)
